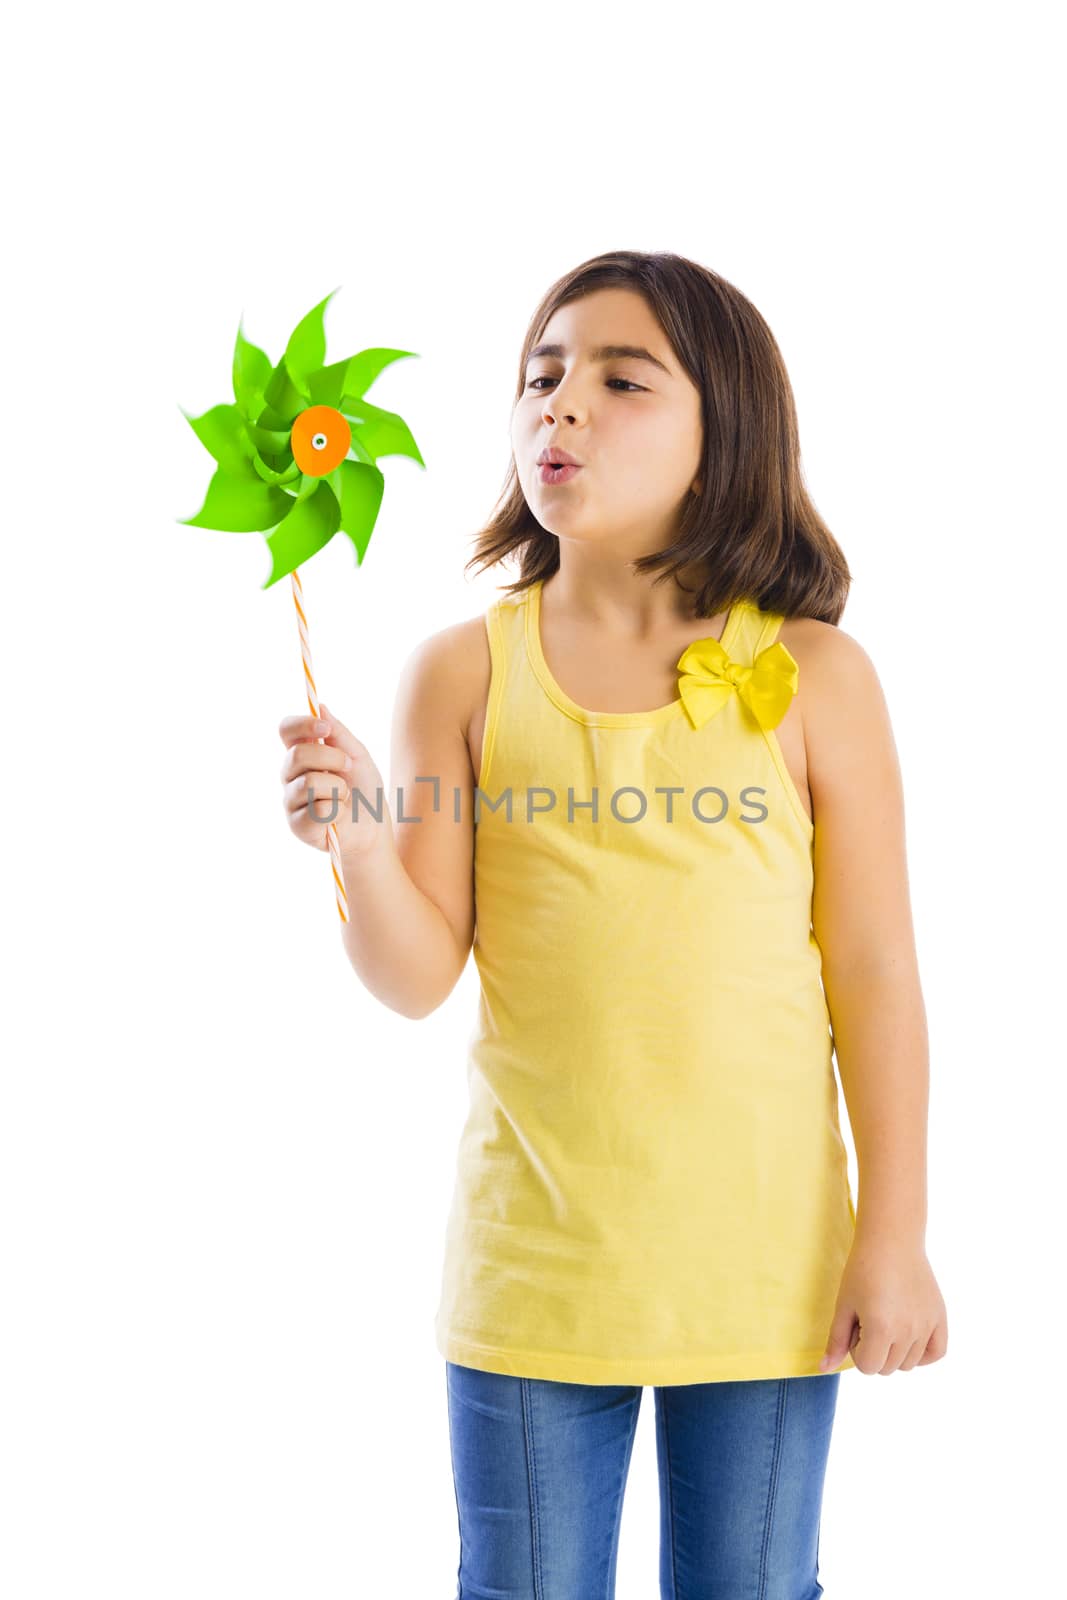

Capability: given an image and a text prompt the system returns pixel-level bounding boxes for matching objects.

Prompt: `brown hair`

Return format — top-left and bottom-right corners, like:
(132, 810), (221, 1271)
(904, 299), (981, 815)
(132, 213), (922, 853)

(464, 250), (851, 624)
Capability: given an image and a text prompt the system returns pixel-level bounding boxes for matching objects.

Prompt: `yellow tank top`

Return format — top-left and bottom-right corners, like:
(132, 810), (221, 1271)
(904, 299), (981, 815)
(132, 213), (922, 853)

(434, 578), (857, 1384)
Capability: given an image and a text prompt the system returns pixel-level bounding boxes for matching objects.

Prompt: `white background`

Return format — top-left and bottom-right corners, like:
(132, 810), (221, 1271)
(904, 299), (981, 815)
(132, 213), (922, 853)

(3, 1), (1063, 1594)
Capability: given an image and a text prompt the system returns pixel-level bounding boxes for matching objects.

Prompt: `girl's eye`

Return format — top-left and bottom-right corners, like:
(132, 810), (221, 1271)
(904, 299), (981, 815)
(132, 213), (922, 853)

(526, 376), (643, 393)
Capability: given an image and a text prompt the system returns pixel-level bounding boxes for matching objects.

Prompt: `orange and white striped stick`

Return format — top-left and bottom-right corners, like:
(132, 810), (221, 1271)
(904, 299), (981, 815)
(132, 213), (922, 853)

(290, 568), (350, 924)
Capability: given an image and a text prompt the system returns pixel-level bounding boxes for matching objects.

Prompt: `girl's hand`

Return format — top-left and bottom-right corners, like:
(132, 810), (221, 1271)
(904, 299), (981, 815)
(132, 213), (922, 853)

(278, 701), (392, 860)
(819, 1236), (948, 1374)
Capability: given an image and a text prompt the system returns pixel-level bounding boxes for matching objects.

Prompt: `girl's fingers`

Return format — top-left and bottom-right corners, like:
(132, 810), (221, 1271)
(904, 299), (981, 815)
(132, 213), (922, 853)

(280, 741), (354, 785)
(279, 707), (365, 765)
(283, 771), (351, 816)
(317, 706), (363, 761)
(278, 713), (330, 747)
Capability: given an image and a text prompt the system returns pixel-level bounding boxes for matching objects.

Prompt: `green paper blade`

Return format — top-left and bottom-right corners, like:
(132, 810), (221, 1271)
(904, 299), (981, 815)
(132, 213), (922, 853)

(232, 322), (273, 414)
(263, 357), (311, 422)
(305, 358), (349, 409)
(250, 454), (302, 487)
(180, 464), (294, 532)
(256, 400), (296, 431)
(342, 348), (419, 400)
(283, 289), (340, 397)
(180, 402), (257, 475)
(262, 480), (341, 588)
(246, 422), (294, 456)
(289, 470), (323, 504)
(333, 460), (385, 565)
(341, 395), (425, 469)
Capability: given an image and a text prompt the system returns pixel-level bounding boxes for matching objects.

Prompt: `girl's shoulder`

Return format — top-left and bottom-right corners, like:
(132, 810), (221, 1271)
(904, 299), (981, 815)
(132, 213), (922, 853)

(778, 614), (896, 800)
(777, 614), (881, 704)
(393, 612), (492, 786)
(397, 613), (489, 696)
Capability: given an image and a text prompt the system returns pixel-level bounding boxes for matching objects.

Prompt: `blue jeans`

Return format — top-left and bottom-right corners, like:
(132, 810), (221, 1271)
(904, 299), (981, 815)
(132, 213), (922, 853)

(445, 1360), (840, 1599)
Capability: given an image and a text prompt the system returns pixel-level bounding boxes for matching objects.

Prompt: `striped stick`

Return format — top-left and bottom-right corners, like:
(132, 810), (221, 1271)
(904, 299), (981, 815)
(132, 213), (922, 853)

(290, 568), (350, 924)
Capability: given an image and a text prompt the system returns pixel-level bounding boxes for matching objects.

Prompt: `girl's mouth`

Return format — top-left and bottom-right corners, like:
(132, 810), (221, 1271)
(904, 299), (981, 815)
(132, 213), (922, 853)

(538, 463), (582, 485)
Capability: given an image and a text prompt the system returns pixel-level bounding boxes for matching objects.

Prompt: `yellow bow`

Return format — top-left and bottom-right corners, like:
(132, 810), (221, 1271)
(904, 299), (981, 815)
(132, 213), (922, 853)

(675, 636), (799, 731)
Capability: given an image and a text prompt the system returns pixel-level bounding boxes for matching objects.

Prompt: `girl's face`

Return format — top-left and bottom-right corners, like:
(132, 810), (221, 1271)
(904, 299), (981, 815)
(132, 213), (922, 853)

(511, 286), (704, 558)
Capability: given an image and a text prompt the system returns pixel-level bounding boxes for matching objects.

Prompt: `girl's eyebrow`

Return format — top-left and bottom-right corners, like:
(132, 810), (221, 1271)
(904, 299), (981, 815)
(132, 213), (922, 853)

(526, 342), (673, 377)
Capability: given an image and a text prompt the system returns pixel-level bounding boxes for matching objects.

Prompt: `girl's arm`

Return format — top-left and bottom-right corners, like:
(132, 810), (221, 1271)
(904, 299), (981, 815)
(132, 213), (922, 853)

(798, 620), (947, 1372)
(801, 621), (930, 1245)
(335, 623), (479, 1020)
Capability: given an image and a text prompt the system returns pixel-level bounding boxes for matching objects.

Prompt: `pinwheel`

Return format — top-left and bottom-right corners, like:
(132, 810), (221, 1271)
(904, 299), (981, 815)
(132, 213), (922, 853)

(177, 288), (424, 922)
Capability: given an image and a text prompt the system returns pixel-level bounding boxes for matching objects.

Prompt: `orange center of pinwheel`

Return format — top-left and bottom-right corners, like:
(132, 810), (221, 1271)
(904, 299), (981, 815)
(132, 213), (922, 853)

(290, 405), (352, 476)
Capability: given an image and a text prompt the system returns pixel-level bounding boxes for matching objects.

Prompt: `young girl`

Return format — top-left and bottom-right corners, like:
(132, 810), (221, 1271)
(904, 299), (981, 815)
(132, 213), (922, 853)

(279, 250), (948, 1598)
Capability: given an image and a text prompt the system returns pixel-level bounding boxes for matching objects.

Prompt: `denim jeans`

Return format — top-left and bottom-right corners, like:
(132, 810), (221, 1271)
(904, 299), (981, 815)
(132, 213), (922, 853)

(445, 1359), (841, 1600)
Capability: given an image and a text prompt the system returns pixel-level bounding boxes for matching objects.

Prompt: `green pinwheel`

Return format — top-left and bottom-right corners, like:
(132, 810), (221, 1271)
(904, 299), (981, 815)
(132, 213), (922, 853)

(177, 287), (424, 586)
(177, 289), (424, 925)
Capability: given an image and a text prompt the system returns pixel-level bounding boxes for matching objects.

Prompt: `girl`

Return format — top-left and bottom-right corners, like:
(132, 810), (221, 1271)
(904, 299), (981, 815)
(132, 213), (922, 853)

(279, 251), (947, 1599)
